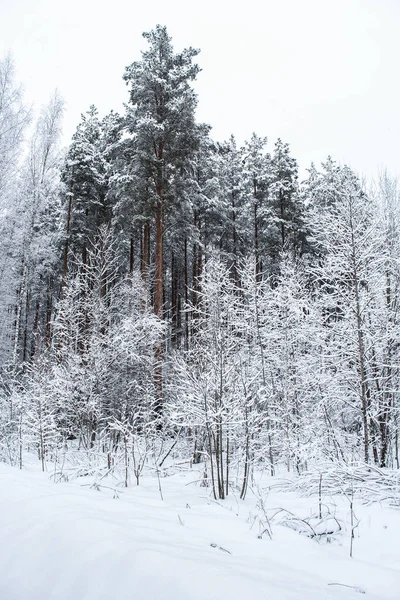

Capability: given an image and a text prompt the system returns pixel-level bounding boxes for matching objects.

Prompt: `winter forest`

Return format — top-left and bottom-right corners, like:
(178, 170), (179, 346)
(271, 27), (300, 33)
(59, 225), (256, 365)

(2, 21), (400, 598)
(1, 23), (400, 488)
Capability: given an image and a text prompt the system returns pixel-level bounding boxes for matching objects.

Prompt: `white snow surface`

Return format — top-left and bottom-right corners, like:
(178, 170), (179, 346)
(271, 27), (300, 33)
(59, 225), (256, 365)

(1, 462), (399, 600)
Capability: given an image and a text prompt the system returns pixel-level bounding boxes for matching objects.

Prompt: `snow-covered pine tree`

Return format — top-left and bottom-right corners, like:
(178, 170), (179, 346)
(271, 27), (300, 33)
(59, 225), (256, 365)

(123, 25), (202, 411)
(267, 138), (304, 270)
(123, 25), (201, 320)
(242, 133), (270, 280)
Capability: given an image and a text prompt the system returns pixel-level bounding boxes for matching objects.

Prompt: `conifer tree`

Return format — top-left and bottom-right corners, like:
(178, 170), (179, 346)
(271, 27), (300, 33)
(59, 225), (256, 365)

(242, 134), (270, 280)
(123, 24), (201, 319)
(123, 25), (202, 410)
(61, 106), (114, 271)
(268, 139), (303, 267)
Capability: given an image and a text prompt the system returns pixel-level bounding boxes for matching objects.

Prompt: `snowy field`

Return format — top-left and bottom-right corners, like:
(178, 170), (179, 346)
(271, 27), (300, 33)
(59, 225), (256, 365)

(1, 461), (400, 600)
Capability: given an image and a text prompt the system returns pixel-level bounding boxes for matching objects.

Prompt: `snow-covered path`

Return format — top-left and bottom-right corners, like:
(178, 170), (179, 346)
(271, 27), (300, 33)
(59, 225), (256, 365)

(1, 463), (399, 600)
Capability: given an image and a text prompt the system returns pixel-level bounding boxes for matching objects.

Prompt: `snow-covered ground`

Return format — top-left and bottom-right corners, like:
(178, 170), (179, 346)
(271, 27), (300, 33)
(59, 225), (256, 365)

(1, 461), (399, 600)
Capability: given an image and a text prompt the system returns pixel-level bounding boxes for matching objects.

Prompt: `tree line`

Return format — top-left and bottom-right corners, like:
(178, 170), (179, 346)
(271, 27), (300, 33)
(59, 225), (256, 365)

(0, 26), (399, 498)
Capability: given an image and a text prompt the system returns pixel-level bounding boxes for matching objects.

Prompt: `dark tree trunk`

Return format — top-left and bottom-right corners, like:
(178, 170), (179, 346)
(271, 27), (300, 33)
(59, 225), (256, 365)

(61, 193), (73, 294)
(141, 221), (151, 284)
(129, 236), (134, 273)
(171, 252), (179, 348)
(280, 188), (286, 247)
(184, 237), (189, 349)
(231, 193), (238, 284)
(30, 299), (40, 360)
(153, 193), (164, 415)
(22, 290), (29, 363)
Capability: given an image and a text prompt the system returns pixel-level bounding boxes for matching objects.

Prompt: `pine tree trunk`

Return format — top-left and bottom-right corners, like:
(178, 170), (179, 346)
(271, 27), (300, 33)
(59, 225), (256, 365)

(232, 192), (238, 284)
(141, 221), (151, 287)
(129, 236), (134, 273)
(184, 237), (189, 349)
(30, 299), (40, 360)
(154, 194), (163, 414)
(280, 188), (286, 247)
(61, 193), (73, 294)
(154, 198), (163, 318)
(171, 252), (178, 348)
(253, 180), (262, 282)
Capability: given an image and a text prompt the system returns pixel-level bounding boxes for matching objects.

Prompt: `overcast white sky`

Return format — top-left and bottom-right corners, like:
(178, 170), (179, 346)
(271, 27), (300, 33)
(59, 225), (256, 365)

(1, 0), (399, 178)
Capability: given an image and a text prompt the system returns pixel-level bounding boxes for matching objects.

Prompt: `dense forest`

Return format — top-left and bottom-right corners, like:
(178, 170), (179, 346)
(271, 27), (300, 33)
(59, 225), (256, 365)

(0, 25), (399, 499)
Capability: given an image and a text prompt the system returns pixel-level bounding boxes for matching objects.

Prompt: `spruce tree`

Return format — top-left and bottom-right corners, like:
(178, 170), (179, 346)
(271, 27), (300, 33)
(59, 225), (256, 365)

(61, 106), (113, 270)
